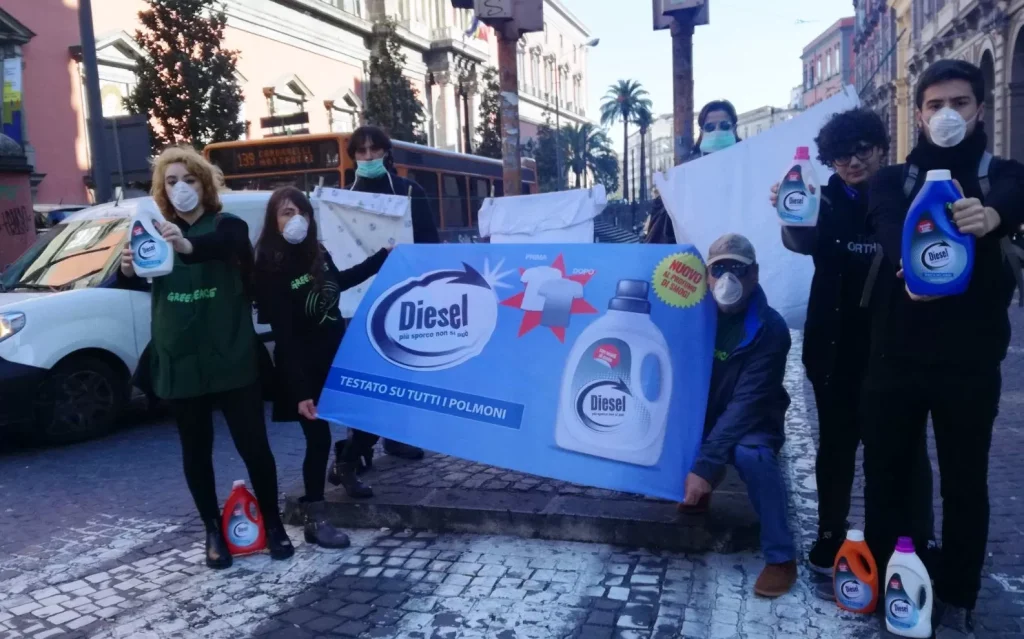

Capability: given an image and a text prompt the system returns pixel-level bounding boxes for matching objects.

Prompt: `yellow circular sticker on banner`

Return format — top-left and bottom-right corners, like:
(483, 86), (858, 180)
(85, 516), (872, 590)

(653, 252), (707, 309)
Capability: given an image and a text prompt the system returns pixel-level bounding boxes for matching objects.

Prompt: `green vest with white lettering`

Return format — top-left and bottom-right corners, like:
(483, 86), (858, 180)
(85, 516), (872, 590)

(148, 213), (257, 400)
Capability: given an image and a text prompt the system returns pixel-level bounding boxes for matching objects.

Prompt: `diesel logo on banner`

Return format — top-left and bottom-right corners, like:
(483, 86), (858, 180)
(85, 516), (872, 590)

(367, 260), (511, 371)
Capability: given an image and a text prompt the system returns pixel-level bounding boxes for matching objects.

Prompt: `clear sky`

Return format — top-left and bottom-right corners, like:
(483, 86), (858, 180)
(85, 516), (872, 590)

(559, 0), (856, 119)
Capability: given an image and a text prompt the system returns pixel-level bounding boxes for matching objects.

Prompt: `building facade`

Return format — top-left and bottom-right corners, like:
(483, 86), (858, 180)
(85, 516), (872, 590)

(854, 0), (899, 163)
(801, 17), (856, 108)
(0, 0), (593, 204)
(735, 105), (800, 141)
(896, 0), (1024, 162)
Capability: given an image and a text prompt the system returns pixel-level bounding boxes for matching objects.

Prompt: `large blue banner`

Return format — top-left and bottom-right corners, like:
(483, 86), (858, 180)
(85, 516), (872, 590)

(318, 244), (716, 500)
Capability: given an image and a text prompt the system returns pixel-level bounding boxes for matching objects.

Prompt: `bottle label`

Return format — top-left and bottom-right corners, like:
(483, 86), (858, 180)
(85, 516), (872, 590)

(835, 560), (872, 609)
(572, 339), (641, 433)
(227, 503), (259, 548)
(910, 211), (967, 283)
(885, 573), (920, 630)
(131, 221), (167, 270)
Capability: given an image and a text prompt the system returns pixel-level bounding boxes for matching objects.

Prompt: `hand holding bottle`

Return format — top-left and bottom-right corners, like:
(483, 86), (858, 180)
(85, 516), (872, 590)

(897, 258), (942, 302)
(120, 245), (135, 277)
(157, 221), (193, 255)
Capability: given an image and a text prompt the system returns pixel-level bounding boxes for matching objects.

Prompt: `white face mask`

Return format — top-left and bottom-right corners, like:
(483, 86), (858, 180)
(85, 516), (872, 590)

(169, 181), (200, 213)
(712, 272), (744, 307)
(282, 215), (309, 245)
(927, 107), (974, 148)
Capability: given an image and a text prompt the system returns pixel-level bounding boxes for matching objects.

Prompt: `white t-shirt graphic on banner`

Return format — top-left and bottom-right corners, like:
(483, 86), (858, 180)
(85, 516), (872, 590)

(520, 266), (562, 311)
(538, 278), (584, 327)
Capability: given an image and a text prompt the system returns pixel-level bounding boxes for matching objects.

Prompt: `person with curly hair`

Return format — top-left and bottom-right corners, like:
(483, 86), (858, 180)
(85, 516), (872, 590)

(119, 146), (293, 568)
(769, 108), (933, 577)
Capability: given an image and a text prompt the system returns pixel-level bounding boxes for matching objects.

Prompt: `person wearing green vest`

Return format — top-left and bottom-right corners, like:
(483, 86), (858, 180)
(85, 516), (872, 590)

(118, 146), (293, 569)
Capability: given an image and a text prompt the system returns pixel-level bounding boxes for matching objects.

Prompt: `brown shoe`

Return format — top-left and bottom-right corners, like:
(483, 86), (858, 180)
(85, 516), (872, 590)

(753, 560), (797, 598)
(677, 493), (711, 515)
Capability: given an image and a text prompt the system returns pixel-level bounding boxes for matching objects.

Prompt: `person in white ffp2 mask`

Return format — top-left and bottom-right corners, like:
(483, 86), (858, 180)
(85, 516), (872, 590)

(683, 233), (797, 599)
(860, 58), (1024, 635)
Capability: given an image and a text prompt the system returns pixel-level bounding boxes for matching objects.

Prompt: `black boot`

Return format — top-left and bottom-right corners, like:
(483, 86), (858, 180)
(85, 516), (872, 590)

(203, 519), (232, 570)
(329, 460), (374, 499)
(384, 439), (425, 460)
(264, 515), (295, 561)
(303, 500), (351, 549)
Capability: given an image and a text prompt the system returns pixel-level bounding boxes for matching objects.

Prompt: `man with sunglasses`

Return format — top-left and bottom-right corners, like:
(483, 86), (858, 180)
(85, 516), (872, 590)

(769, 109), (935, 580)
(681, 233), (797, 598)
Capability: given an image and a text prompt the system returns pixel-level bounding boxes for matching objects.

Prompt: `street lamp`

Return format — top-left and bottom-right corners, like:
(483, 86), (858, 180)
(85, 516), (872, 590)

(554, 37), (599, 190)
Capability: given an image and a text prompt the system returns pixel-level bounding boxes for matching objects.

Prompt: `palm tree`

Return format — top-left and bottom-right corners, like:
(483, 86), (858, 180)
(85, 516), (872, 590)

(633, 107), (654, 202)
(564, 123), (613, 189)
(600, 80), (652, 202)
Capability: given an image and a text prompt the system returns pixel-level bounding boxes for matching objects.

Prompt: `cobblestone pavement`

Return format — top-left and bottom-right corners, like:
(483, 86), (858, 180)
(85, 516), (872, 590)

(2, 318), (1023, 637)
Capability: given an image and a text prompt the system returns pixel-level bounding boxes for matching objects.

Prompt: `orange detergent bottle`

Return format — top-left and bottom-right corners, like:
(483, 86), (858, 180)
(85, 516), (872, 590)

(222, 480), (266, 556)
(833, 529), (879, 613)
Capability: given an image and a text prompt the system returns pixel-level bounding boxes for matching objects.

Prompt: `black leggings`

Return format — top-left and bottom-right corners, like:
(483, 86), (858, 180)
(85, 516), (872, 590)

(170, 383), (281, 527)
(298, 418), (331, 502)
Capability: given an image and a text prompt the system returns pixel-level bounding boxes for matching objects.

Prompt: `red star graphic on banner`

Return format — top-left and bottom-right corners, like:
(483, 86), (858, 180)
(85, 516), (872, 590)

(500, 254), (597, 343)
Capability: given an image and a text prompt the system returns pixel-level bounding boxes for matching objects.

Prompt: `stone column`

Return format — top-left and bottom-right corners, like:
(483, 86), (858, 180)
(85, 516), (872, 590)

(433, 71), (459, 151)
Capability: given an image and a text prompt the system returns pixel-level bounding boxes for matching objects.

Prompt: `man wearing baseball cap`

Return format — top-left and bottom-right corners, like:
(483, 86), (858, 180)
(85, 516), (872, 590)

(682, 233), (797, 597)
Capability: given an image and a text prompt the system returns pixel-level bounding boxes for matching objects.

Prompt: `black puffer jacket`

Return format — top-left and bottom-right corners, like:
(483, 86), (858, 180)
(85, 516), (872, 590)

(782, 173), (876, 384)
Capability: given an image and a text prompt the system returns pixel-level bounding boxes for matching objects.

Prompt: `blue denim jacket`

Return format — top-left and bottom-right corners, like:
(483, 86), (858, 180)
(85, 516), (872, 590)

(692, 286), (792, 482)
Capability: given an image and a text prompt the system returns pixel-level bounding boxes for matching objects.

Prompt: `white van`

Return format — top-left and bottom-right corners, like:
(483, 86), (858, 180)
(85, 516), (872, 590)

(0, 192), (273, 444)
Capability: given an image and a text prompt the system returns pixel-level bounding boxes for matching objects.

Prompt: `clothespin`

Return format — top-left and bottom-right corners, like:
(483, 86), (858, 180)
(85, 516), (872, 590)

(490, 184), (496, 198)
(407, 185), (414, 199)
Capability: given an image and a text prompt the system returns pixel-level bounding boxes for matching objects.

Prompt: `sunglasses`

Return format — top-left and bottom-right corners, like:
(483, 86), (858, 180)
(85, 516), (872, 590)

(702, 121), (734, 133)
(833, 146), (876, 167)
(709, 262), (751, 278)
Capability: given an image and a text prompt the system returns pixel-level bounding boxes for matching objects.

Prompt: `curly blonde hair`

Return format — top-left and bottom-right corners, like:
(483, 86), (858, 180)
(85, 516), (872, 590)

(150, 145), (223, 221)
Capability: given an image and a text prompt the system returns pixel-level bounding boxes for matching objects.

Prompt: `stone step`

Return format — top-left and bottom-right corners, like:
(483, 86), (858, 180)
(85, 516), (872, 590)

(283, 452), (760, 553)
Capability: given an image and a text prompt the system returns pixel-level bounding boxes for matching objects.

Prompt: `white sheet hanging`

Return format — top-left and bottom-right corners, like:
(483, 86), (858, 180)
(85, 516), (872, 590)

(654, 86), (861, 328)
(312, 186), (414, 318)
(478, 185), (608, 244)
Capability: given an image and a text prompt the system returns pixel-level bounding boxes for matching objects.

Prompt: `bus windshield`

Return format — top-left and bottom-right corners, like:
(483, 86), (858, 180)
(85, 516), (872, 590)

(0, 218), (127, 292)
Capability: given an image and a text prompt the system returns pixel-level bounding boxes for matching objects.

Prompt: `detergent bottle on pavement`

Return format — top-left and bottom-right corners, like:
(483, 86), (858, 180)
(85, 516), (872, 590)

(884, 537), (933, 638)
(833, 529), (878, 614)
(222, 480), (266, 556)
(901, 169), (974, 297)
(130, 199), (173, 278)
(776, 146), (820, 227)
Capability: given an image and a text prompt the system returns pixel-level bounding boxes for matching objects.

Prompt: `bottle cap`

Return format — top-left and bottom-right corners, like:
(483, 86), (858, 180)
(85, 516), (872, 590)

(895, 536), (915, 553)
(794, 146), (811, 160)
(925, 169), (952, 182)
(609, 279), (651, 314)
(232, 480), (246, 489)
(846, 529), (865, 542)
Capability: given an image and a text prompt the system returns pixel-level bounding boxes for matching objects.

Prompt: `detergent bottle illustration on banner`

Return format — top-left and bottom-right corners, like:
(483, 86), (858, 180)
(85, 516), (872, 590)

(130, 200), (173, 278)
(884, 537), (933, 638)
(776, 146), (820, 227)
(902, 169), (974, 297)
(833, 529), (878, 614)
(222, 480), (266, 556)
(555, 280), (672, 467)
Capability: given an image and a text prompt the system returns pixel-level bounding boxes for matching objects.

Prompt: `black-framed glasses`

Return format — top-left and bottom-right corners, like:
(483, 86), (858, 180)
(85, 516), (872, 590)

(702, 120), (734, 133)
(833, 145), (877, 167)
(709, 262), (751, 278)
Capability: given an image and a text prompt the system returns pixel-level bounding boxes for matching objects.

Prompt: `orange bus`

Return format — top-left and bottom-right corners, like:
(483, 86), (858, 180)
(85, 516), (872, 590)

(204, 133), (538, 242)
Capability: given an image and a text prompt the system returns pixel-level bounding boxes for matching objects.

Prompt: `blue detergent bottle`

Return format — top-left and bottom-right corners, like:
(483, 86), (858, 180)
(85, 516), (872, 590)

(901, 169), (974, 296)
